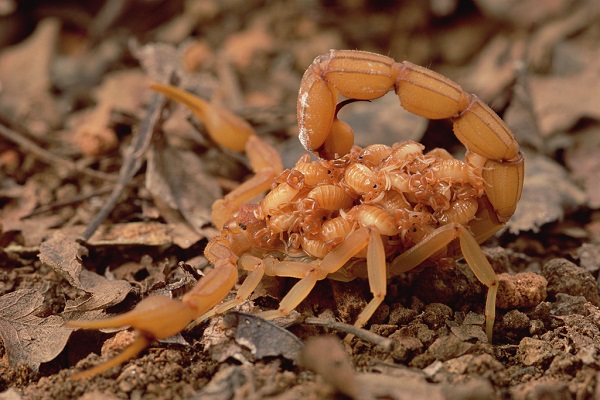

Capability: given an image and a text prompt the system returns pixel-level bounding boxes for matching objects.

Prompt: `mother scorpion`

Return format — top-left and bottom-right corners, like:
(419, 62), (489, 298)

(69, 50), (524, 378)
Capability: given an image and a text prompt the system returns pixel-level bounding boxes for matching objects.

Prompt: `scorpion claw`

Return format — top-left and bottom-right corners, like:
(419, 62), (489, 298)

(70, 335), (151, 380)
(68, 296), (197, 379)
(68, 296), (198, 339)
(150, 83), (255, 152)
(68, 264), (238, 378)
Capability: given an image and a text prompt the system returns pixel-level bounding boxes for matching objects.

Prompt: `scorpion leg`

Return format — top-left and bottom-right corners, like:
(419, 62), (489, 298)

(388, 223), (498, 342)
(212, 134), (282, 229)
(150, 84), (283, 229)
(344, 227), (387, 342)
(68, 262), (237, 378)
(150, 83), (254, 152)
(256, 227), (388, 341)
(257, 227), (372, 320)
(456, 225), (498, 342)
(192, 255), (266, 325)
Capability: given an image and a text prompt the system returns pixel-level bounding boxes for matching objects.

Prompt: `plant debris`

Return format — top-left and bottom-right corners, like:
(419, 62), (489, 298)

(0, 289), (73, 371)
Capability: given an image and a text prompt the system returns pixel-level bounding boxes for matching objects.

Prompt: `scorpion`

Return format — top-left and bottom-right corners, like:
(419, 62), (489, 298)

(69, 49), (524, 378)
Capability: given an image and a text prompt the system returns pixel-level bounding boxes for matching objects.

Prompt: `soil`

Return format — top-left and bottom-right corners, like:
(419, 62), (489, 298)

(2, 1), (600, 399)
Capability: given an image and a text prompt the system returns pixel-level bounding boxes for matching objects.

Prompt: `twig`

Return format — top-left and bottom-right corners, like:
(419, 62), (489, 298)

(22, 187), (114, 218)
(0, 123), (116, 182)
(80, 92), (165, 241)
(303, 317), (394, 352)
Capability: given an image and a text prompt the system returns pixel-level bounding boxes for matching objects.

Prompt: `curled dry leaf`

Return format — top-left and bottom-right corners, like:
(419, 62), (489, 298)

(506, 152), (586, 234)
(0, 289), (73, 371)
(38, 230), (131, 312)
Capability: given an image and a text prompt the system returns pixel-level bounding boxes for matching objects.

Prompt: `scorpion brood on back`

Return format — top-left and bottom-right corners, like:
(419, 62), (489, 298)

(68, 49), (524, 379)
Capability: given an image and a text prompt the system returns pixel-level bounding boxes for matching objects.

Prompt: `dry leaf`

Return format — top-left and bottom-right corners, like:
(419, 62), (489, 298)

(343, 92), (428, 148)
(0, 179), (65, 247)
(529, 45), (600, 136)
(223, 24), (275, 69)
(132, 41), (217, 96)
(526, 1), (600, 71)
(224, 312), (303, 362)
(70, 69), (150, 156)
(38, 231), (131, 312)
(507, 152), (586, 233)
(0, 18), (61, 132)
(461, 35), (524, 104)
(0, 289), (73, 371)
(89, 221), (174, 246)
(473, 0), (574, 27)
(146, 140), (221, 233)
(94, 69), (151, 115)
(564, 126), (600, 208)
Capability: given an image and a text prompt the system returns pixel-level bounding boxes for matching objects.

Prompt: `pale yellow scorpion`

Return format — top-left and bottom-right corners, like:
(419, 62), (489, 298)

(69, 50), (524, 378)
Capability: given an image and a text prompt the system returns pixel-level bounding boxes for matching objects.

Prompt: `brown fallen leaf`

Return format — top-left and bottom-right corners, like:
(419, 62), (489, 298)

(526, 0), (600, 71)
(474, 0), (573, 28)
(0, 178), (65, 248)
(529, 44), (600, 136)
(70, 69), (150, 156)
(507, 151), (586, 234)
(461, 35), (524, 105)
(0, 288), (73, 371)
(223, 23), (275, 70)
(89, 221), (173, 246)
(68, 69), (150, 156)
(0, 18), (62, 133)
(206, 311), (303, 365)
(146, 136), (222, 234)
(132, 41), (217, 96)
(38, 230), (131, 312)
(343, 92), (428, 148)
(564, 126), (600, 208)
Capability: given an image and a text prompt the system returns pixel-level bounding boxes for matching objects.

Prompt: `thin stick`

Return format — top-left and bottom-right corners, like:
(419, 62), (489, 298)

(303, 317), (394, 352)
(80, 93), (164, 241)
(23, 187), (114, 218)
(0, 123), (116, 181)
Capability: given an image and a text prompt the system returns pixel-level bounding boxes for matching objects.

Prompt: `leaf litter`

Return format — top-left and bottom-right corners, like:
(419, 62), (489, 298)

(0, 289), (73, 371)
(1, 1), (600, 399)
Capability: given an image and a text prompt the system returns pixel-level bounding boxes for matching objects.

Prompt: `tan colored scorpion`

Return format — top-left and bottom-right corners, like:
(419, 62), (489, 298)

(69, 50), (524, 378)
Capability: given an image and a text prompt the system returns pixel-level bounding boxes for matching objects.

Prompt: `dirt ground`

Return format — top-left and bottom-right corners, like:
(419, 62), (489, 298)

(2, 1), (600, 399)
